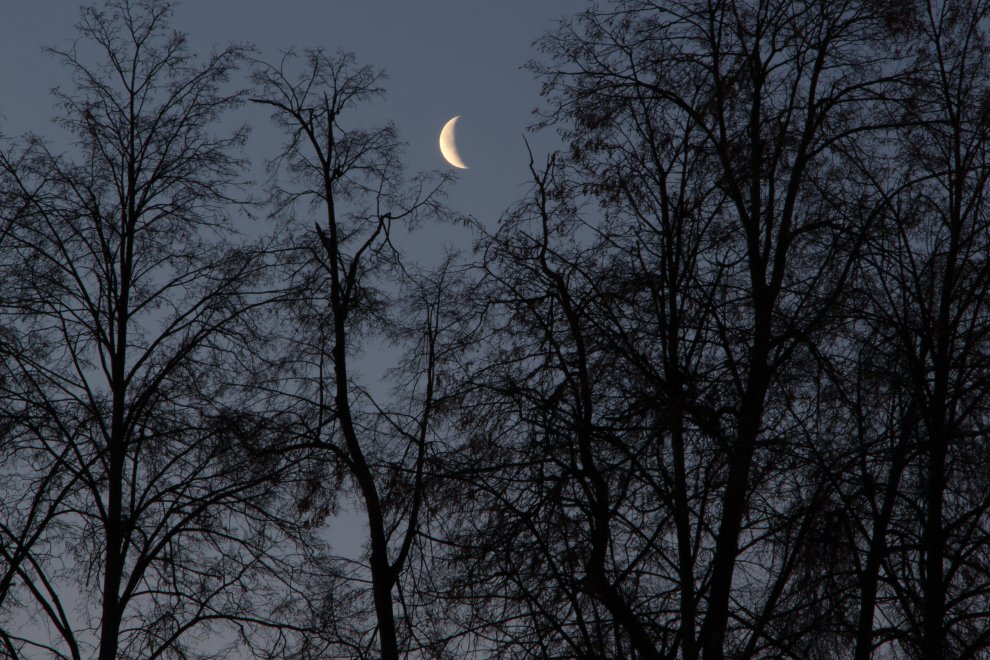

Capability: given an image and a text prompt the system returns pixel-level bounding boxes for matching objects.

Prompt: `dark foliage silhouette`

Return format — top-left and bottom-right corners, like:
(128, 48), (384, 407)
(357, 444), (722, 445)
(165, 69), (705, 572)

(2, 0), (990, 658)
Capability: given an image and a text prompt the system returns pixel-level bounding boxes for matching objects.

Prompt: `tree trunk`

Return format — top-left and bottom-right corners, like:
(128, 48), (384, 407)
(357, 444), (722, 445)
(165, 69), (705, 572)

(701, 363), (768, 659)
(922, 417), (948, 659)
(853, 434), (908, 660)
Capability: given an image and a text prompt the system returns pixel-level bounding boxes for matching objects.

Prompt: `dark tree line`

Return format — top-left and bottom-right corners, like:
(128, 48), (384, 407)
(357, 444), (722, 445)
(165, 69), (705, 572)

(2, 0), (990, 658)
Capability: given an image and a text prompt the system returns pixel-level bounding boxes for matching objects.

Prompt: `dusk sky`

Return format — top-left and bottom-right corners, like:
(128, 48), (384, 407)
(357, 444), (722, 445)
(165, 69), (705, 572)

(5, 2), (990, 657)
(0, 0), (585, 580)
(0, 1), (580, 231)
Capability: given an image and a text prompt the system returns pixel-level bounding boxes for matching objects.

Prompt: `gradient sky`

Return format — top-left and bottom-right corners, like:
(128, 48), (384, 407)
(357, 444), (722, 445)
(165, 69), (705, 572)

(0, 1), (586, 564)
(0, 1), (582, 230)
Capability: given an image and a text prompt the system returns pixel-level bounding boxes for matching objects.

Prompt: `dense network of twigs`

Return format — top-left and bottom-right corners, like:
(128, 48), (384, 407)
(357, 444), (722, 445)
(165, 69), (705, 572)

(2, 0), (990, 658)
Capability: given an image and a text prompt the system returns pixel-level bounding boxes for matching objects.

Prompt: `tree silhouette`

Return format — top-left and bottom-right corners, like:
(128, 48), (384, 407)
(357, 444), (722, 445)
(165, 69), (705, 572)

(250, 49), (455, 658)
(428, 0), (924, 656)
(0, 2), (306, 657)
(848, 2), (990, 655)
(3, 1), (990, 658)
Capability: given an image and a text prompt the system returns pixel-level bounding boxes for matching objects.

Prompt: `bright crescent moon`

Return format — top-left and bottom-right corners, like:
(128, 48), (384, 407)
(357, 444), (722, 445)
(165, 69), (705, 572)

(439, 116), (469, 169)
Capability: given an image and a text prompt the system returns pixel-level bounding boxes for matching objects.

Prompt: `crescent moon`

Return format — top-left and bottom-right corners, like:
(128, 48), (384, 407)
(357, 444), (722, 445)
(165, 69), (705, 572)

(439, 116), (469, 169)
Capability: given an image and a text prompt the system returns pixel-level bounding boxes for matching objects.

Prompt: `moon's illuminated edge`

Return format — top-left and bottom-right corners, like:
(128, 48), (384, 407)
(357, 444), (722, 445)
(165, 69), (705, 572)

(439, 116), (469, 169)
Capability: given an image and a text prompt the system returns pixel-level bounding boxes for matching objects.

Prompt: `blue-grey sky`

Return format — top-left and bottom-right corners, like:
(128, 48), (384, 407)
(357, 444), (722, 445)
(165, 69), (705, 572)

(0, 1), (585, 565)
(0, 1), (581, 228)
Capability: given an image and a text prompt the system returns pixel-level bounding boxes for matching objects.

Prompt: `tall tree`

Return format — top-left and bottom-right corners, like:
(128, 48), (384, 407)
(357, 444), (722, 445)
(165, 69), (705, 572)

(251, 49), (453, 658)
(433, 0), (908, 656)
(0, 2), (305, 657)
(848, 1), (990, 655)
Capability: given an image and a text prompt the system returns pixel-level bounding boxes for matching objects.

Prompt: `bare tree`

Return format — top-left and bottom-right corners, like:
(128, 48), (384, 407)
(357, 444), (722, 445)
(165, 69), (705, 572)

(0, 2), (308, 657)
(843, 2), (990, 656)
(5, 1), (990, 658)
(432, 0), (909, 657)
(250, 49), (454, 659)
